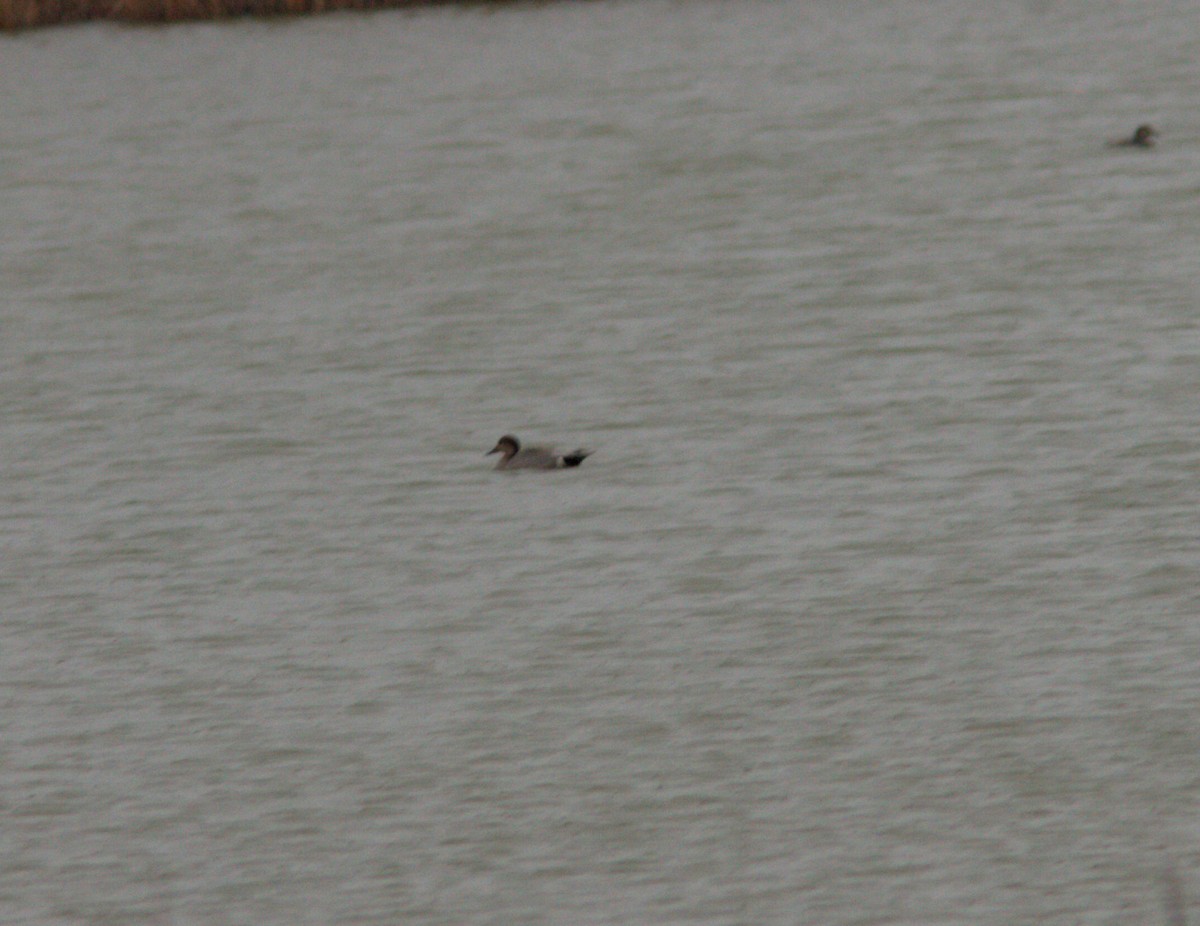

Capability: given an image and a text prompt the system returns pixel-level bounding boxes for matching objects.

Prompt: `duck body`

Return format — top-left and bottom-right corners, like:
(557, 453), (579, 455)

(487, 434), (592, 471)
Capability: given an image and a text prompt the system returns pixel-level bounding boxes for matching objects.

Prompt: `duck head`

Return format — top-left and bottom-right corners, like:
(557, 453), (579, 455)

(1132, 124), (1157, 146)
(487, 435), (521, 458)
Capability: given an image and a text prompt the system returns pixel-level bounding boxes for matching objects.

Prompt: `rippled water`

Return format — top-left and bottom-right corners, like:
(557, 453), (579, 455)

(3, 2), (1200, 924)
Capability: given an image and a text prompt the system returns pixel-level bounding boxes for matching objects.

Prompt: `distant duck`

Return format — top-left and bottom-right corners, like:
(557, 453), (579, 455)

(1111, 124), (1158, 147)
(486, 434), (592, 471)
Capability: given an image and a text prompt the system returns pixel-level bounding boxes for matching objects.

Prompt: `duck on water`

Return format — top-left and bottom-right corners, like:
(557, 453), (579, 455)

(1111, 124), (1158, 147)
(486, 435), (592, 471)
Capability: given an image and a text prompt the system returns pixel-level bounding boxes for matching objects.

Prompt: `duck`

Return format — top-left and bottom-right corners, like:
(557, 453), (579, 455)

(1111, 124), (1158, 147)
(486, 434), (592, 471)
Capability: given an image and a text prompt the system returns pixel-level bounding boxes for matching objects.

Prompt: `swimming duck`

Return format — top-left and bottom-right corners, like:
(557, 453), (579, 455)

(1112, 124), (1158, 147)
(486, 434), (592, 470)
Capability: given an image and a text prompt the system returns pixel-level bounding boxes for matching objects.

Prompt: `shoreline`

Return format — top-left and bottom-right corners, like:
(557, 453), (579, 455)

(1, 0), (538, 31)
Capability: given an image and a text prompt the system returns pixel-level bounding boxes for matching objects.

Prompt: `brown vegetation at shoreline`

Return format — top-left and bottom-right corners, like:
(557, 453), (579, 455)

(1, 0), (489, 30)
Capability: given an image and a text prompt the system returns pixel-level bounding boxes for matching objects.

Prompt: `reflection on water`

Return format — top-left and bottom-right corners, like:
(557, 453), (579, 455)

(2, 2), (1200, 924)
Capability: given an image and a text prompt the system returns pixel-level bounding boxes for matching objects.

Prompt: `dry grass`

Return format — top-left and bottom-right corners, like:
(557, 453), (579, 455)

(1, 0), (489, 30)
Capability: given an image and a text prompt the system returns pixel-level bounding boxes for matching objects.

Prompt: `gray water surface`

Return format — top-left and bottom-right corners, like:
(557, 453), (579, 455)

(3, 2), (1200, 924)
